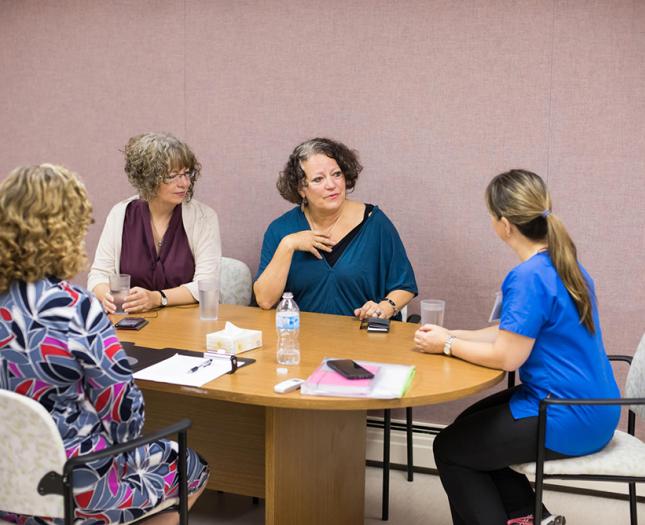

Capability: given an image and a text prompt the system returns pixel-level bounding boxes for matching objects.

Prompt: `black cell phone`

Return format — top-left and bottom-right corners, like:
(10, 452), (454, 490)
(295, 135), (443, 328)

(359, 317), (390, 332)
(114, 317), (149, 330)
(327, 359), (374, 380)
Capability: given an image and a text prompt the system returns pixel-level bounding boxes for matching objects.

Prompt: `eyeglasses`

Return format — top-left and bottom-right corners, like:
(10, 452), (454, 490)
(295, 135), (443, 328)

(163, 170), (196, 184)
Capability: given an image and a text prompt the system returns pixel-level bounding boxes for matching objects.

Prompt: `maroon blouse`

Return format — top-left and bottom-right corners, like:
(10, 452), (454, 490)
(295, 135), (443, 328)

(120, 200), (195, 291)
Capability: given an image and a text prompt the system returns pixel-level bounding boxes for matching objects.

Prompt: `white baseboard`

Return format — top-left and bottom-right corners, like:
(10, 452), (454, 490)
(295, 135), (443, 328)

(366, 421), (438, 469)
(366, 417), (643, 498)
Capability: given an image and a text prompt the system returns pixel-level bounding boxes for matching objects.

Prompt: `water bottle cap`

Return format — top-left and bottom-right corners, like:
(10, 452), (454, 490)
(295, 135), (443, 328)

(282, 292), (293, 299)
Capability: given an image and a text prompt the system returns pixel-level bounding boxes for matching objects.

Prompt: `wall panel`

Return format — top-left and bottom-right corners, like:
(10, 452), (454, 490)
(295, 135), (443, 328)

(1, 0), (643, 425)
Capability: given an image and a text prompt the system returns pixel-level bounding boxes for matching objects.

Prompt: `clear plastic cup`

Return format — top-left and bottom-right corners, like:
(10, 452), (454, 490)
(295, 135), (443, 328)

(109, 274), (130, 314)
(198, 279), (219, 320)
(420, 299), (445, 326)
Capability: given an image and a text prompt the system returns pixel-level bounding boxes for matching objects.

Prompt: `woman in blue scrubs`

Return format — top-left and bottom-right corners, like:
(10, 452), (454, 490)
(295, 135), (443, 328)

(254, 137), (417, 320)
(414, 169), (619, 525)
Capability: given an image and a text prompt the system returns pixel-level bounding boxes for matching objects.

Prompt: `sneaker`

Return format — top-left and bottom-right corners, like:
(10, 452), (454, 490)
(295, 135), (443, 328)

(507, 515), (566, 525)
(507, 516), (533, 525)
(542, 516), (566, 525)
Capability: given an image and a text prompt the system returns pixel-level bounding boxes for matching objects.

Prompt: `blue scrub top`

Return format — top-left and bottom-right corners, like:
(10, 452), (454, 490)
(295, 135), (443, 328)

(500, 252), (620, 456)
(256, 205), (418, 317)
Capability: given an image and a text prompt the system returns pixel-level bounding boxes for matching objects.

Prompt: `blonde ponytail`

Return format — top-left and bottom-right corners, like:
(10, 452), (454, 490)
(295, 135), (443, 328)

(486, 170), (595, 333)
(545, 213), (595, 332)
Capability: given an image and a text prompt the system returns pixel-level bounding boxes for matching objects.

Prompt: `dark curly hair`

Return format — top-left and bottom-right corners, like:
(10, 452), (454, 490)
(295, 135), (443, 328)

(276, 138), (363, 204)
(124, 132), (201, 201)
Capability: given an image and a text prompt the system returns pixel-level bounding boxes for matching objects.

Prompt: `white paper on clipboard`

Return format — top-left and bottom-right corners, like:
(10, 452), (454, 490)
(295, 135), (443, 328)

(488, 291), (503, 323)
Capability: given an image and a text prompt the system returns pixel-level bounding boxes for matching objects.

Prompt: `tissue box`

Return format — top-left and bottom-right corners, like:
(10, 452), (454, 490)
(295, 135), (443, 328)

(206, 322), (262, 355)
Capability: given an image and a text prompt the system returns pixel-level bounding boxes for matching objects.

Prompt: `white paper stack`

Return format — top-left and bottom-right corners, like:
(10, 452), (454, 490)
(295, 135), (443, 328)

(133, 354), (234, 387)
(206, 321), (262, 355)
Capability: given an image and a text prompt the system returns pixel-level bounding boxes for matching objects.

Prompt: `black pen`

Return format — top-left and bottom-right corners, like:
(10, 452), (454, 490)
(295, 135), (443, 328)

(187, 358), (213, 374)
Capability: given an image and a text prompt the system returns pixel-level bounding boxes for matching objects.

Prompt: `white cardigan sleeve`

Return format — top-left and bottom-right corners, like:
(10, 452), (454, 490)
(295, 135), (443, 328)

(86, 199), (130, 294)
(87, 197), (221, 300)
(182, 200), (222, 300)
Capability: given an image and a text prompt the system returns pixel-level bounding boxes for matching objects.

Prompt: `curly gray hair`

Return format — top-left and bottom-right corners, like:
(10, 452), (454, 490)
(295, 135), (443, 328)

(124, 132), (201, 201)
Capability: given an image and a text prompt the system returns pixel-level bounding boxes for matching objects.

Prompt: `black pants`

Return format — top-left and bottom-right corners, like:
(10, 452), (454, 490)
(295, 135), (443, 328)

(433, 387), (569, 525)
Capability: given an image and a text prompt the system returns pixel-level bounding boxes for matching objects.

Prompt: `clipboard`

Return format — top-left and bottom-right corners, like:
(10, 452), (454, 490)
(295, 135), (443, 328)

(120, 341), (256, 374)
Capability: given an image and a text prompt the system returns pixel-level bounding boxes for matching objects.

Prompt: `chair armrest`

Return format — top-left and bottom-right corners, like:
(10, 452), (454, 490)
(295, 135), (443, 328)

(406, 314), (421, 324)
(608, 354), (632, 366)
(64, 418), (192, 474)
(542, 396), (645, 408)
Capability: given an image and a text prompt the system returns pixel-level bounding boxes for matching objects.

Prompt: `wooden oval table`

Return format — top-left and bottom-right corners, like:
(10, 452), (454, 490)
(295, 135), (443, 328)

(118, 304), (504, 525)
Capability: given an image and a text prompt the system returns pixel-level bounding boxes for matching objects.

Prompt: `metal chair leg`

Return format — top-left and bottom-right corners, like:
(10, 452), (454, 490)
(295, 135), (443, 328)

(406, 407), (414, 482)
(178, 429), (189, 525)
(629, 482), (637, 525)
(382, 409), (391, 521)
(534, 404), (547, 525)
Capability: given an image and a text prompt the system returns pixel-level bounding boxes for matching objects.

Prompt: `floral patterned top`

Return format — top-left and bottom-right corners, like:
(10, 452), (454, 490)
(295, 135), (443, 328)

(0, 278), (208, 525)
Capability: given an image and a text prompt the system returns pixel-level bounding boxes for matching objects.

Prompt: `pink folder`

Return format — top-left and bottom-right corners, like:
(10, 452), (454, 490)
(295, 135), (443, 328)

(303, 362), (380, 396)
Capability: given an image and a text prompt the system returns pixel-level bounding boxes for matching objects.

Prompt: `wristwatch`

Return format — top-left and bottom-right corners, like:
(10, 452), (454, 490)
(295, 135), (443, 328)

(158, 290), (168, 308)
(443, 335), (455, 357)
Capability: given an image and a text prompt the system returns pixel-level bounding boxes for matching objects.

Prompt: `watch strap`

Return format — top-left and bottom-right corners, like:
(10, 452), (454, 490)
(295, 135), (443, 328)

(158, 290), (168, 307)
(443, 335), (455, 357)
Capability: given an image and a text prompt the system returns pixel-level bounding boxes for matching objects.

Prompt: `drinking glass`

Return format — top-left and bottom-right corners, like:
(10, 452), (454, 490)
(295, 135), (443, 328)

(109, 274), (131, 314)
(420, 299), (445, 326)
(198, 279), (219, 320)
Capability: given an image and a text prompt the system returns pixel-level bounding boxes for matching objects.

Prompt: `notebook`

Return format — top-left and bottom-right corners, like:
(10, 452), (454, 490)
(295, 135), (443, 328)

(301, 361), (381, 397)
(302, 358), (416, 399)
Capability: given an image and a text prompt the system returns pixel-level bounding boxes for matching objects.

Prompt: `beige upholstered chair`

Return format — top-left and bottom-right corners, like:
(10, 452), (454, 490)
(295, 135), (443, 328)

(219, 256), (252, 306)
(0, 389), (192, 525)
(511, 333), (645, 525)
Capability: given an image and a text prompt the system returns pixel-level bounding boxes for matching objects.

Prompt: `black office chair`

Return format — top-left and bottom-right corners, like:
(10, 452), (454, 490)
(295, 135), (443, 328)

(377, 312), (419, 521)
(511, 334), (645, 525)
(378, 325), (516, 522)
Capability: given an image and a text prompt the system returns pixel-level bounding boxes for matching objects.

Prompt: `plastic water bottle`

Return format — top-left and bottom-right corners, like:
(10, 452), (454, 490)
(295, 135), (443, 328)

(276, 292), (300, 365)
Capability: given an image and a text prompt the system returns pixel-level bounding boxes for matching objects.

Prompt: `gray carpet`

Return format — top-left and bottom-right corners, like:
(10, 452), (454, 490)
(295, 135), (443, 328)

(189, 467), (643, 524)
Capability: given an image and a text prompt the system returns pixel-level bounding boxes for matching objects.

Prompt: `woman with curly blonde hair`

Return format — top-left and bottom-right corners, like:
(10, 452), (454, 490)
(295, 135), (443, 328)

(0, 164), (209, 525)
(0, 164), (92, 290)
(88, 132), (221, 313)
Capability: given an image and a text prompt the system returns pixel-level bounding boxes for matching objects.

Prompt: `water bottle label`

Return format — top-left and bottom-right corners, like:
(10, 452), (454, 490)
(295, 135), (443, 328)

(276, 312), (299, 330)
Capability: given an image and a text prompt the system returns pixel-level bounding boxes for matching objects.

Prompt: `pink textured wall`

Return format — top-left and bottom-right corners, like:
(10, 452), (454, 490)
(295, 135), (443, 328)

(1, 0), (643, 424)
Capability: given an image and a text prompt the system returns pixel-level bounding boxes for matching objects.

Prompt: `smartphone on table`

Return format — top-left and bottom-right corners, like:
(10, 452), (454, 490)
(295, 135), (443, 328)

(327, 359), (375, 380)
(114, 317), (149, 330)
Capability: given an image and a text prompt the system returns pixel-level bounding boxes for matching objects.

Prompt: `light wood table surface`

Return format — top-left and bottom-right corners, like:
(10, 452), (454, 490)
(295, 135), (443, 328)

(117, 304), (504, 525)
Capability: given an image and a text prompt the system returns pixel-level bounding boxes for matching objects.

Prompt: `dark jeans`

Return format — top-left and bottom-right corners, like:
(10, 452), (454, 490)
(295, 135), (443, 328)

(433, 387), (569, 525)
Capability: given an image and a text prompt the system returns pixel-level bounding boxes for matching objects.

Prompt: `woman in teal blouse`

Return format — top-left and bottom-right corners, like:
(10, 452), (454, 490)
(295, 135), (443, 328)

(254, 137), (417, 319)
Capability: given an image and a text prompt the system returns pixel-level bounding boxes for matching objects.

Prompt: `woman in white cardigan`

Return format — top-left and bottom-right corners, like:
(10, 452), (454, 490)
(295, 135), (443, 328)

(88, 132), (221, 313)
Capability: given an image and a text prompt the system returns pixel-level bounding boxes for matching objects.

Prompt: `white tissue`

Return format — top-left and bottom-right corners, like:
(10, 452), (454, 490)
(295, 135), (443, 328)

(205, 322), (262, 355)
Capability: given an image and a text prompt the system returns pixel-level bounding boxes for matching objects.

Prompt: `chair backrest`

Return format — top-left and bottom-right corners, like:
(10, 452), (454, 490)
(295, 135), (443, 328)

(220, 256), (252, 306)
(625, 333), (645, 419)
(0, 389), (66, 517)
